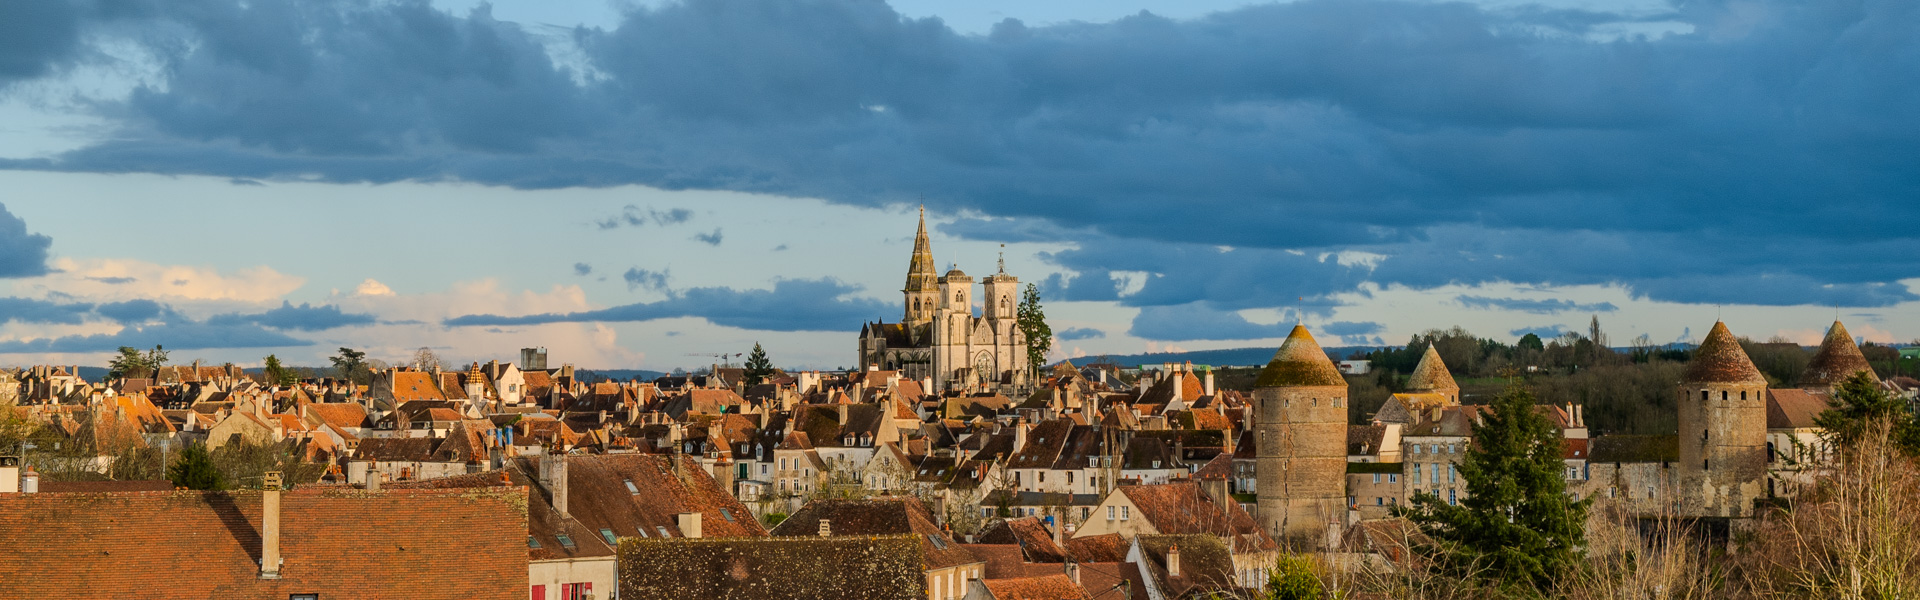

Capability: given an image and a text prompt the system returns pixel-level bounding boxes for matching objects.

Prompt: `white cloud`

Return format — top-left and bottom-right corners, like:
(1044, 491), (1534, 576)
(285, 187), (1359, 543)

(13, 257), (303, 303)
(354, 278), (395, 296)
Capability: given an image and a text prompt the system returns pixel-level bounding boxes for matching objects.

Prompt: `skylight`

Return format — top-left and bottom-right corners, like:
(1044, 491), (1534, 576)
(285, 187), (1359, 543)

(624, 479), (639, 494)
(600, 528), (617, 545)
(721, 509), (736, 522)
(555, 534), (576, 550)
(927, 534), (949, 550)
(527, 536), (542, 548)
(657, 526), (673, 538)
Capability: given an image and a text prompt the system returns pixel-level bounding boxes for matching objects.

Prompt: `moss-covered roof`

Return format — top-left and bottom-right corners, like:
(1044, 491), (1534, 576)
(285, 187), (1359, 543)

(619, 535), (923, 600)
(1588, 434), (1680, 463)
(1253, 325), (1347, 387)
(1681, 321), (1767, 385)
(1799, 320), (1876, 388)
(1405, 344), (1459, 393)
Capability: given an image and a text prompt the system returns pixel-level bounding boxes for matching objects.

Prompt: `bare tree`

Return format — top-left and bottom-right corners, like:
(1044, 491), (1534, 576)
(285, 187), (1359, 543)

(1735, 420), (1920, 600)
(410, 347), (442, 371)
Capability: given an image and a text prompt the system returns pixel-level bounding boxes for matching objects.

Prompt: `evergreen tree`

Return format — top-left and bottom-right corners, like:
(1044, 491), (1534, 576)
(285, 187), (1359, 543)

(1815, 370), (1920, 457)
(1263, 553), (1324, 600)
(262, 354), (298, 387)
(167, 443), (225, 490)
(1402, 381), (1590, 592)
(1016, 284), (1053, 376)
(329, 347), (369, 384)
(742, 343), (776, 388)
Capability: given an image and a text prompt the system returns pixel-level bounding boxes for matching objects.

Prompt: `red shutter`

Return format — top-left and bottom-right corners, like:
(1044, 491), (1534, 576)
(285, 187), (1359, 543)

(530, 584), (545, 600)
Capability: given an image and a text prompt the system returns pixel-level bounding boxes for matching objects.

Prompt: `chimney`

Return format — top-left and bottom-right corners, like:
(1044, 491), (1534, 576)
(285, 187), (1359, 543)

(837, 403), (849, 425)
(1575, 405), (1585, 427)
(1065, 560), (1081, 586)
(366, 466), (382, 492)
(1203, 367), (1215, 397)
(20, 466), (36, 494)
(818, 519), (832, 537)
(260, 471), (283, 579)
(1013, 419), (1029, 454)
(1167, 544), (1181, 578)
(677, 512), (704, 538)
(541, 454), (569, 516)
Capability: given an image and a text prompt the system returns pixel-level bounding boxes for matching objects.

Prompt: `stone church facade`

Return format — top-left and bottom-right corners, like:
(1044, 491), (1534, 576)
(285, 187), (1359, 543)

(857, 209), (1032, 393)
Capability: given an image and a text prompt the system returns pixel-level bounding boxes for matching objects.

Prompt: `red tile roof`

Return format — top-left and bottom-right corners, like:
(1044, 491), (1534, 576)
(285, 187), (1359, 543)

(982, 574), (1091, 600)
(0, 488), (527, 598)
(1800, 320), (1876, 388)
(1116, 482), (1275, 551)
(1767, 388), (1829, 429)
(390, 371), (448, 402)
(1682, 321), (1767, 385)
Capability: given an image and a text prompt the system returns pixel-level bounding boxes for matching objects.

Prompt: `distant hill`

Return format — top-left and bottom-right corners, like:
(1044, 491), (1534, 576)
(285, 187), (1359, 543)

(576, 369), (669, 382)
(1063, 346), (1384, 369)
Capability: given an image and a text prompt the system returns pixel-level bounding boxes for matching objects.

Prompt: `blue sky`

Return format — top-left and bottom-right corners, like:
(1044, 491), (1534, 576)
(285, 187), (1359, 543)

(0, 0), (1915, 370)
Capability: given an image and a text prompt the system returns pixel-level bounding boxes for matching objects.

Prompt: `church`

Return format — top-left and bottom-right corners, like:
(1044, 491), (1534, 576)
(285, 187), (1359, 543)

(857, 209), (1033, 393)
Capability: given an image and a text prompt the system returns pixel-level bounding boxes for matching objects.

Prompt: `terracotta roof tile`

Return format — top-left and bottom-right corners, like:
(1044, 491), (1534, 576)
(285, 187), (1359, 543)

(0, 488), (526, 599)
(1767, 388), (1828, 429)
(1800, 320), (1877, 388)
(982, 574), (1090, 600)
(1682, 322), (1767, 385)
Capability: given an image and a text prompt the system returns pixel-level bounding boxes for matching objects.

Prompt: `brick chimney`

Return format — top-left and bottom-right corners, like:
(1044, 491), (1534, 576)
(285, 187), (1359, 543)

(1065, 560), (1080, 586)
(260, 471), (283, 579)
(818, 519), (832, 537)
(1166, 544), (1180, 578)
(541, 453), (569, 516)
(677, 512), (703, 538)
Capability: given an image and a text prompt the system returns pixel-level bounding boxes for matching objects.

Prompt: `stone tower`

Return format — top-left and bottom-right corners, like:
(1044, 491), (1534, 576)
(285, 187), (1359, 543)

(903, 207), (939, 327)
(1799, 320), (1876, 390)
(1677, 321), (1768, 518)
(1254, 325), (1350, 548)
(1404, 343), (1460, 404)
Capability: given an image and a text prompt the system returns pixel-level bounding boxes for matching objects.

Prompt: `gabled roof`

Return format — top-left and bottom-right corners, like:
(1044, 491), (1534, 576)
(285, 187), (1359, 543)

(1800, 320), (1877, 388)
(981, 574), (1090, 600)
(304, 402), (371, 429)
(1065, 533), (1128, 563)
(621, 535), (924, 600)
(389, 370), (448, 402)
(1682, 322), (1767, 385)
(1007, 419), (1075, 469)
(1348, 424), (1388, 456)
(0, 489), (526, 599)
(544, 453), (767, 542)
(1134, 534), (1240, 599)
(769, 497), (979, 570)
(1115, 482), (1275, 551)
(1767, 388), (1829, 430)
(1254, 325), (1346, 387)
(389, 469), (613, 561)
(976, 516), (1068, 562)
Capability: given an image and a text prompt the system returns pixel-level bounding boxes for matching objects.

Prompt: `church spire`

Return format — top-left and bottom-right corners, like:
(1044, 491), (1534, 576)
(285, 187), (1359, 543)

(905, 205), (938, 293)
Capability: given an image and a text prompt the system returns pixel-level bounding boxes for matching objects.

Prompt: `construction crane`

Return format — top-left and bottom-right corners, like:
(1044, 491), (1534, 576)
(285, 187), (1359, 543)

(686, 352), (744, 368)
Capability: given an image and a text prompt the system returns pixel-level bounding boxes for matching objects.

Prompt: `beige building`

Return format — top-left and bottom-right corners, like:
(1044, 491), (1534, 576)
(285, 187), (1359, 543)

(859, 209), (1032, 393)
(1253, 325), (1349, 548)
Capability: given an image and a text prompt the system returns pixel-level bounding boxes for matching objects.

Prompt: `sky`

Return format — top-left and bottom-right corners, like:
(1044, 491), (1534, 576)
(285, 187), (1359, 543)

(0, 0), (1916, 371)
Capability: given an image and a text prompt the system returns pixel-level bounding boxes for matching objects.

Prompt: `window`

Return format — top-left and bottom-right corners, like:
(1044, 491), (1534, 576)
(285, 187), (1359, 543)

(760, 464), (769, 475)
(1448, 489), (1457, 505)
(1447, 444), (1455, 454)
(721, 509), (736, 522)
(291, 595), (319, 600)
(1411, 444), (1421, 455)
(636, 527), (649, 538)
(1448, 464), (1456, 483)
(1108, 506), (1116, 520)
(1701, 390), (1709, 401)
(1372, 474), (1380, 484)
(657, 526), (673, 538)
(1039, 472), (1046, 483)
(559, 583), (593, 600)
(555, 534), (576, 550)
(928, 534), (950, 550)
(624, 479), (639, 494)
(1121, 506), (1130, 520)
(527, 536), (542, 548)
(530, 585), (544, 600)
(1721, 390), (1728, 401)
(1389, 474), (1398, 483)
(1429, 444), (1438, 454)
(1375, 497), (1384, 506)
(1431, 464), (1440, 484)
(600, 528), (617, 545)
(1067, 472), (1074, 484)
(1412, 463), (1422, 481)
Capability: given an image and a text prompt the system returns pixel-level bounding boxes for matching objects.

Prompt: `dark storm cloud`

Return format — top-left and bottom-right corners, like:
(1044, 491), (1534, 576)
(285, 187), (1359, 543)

(93, 299), (169, 323)
(0, 203), (52, 278)
(444, 277), (890, 332)
(4, 0), (1919, 309)
(0, 321), (308, 353)
(1457, 295), (1618, 314)
(208, 301), (376, 331)
(0, 297), (93, 325)
(0, 1), (86, 83)
(1054, 327), (1104, 341)
(596, 205), (693, 230)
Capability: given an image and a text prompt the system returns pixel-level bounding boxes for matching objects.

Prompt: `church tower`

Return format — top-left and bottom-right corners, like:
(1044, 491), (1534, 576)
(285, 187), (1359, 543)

(1799, 320), (1876, 390)
(1254, 325), (1349, 548)
(903, 207), (939, 328)
(1677, 321), (1768, 518)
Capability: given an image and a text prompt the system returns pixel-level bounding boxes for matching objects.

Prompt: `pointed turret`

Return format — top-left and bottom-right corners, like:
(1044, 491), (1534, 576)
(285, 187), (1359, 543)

(905, 207), (938, 293)
(1405, 343), (1460, 402)
(1254, 326), (1347, 388)
(1799, 320), (1876, 389)
(1682, 321), (1767, 385)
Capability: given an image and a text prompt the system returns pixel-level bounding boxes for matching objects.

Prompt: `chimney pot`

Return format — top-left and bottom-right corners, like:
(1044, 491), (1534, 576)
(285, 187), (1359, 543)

(260, 471), (283, 579)
(1167, 544), (1181, 578)
(818, 519), (832, 537)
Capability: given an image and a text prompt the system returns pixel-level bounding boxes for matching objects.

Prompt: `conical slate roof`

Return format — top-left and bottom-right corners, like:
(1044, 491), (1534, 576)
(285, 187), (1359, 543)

(1254, 325), (1347, 387)
(905, 207), (938, 292)
(1682, 322), (1767, 385)
(1405, 344), (1459, 394)
(1800, 320), (1876, 388)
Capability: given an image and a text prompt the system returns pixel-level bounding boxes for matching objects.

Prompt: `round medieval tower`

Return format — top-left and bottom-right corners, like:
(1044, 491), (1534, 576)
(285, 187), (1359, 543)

(1254, 325), (1350, 548)
(1799, 320), (1876, 390)
(1677, 321), (1769, 518)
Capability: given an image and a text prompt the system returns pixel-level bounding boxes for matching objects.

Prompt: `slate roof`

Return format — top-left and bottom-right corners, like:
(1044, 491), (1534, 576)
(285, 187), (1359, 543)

(619, 535), (924, 600)
(768, 497), (979, 570)
(1800, 320), (1876, 388)
(1007, 419), (1076, 469)
(0, 488), (527, 599)
(1254, 325), (1346, 387)
(1682, 322), (1767, 385)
